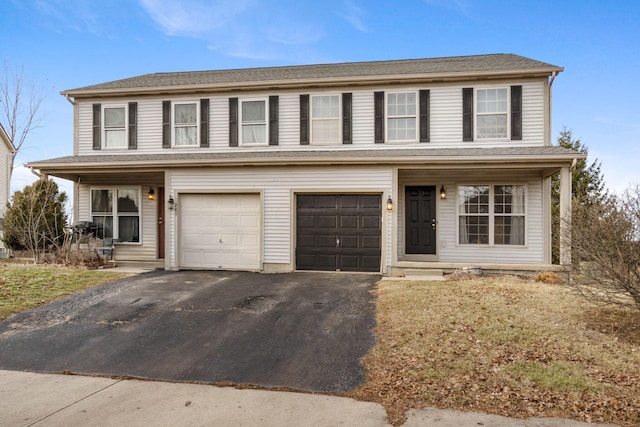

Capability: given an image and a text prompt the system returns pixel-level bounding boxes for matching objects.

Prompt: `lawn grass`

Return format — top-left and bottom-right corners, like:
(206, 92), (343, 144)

(348, 276), (640, 426)
(0, 263), (131, 321)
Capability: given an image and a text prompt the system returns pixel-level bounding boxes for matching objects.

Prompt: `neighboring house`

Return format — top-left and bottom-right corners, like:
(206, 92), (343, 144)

(0, 123), (16, 252)
(27, 54), (581, 274)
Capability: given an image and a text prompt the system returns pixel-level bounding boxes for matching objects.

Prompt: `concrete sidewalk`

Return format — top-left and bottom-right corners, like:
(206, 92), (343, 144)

(0, 370), (616, 427)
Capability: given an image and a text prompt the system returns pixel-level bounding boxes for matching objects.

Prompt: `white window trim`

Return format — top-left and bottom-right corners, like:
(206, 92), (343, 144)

(310, 93), (342, 145)
(474, 87), (510, 141)
(102, 104), (127, 150)
(90, 186), (143, 245)
(385, 91), (418, 143)
(239, 97), (269, 146)
(172, 100), (200, 148)
(456, 184), (527, 247)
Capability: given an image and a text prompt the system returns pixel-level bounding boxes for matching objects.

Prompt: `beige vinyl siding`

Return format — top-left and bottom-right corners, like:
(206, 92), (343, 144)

(75, 80), (547, 155)
(77, 184), (158, 261)
(137, 100), (162, 151)
(168, 166), (393, 269)
(211, 96), (228, 150)
(397, 170), (544, 265)
(77, 102), (93, 154)
(278, 93), (299, 147)
(521, 82), (545, 143)
(352, 90), (375, 145)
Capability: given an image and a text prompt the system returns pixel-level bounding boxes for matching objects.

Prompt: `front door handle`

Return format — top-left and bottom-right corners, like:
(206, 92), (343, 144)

(336, 237), (340, 247)
(431, 219), (436, 230)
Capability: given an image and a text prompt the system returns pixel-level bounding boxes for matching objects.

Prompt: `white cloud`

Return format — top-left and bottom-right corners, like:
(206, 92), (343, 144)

(139, 0), (251, 36)
(138, 0), (329, 61)
(338, 0), (371, 33)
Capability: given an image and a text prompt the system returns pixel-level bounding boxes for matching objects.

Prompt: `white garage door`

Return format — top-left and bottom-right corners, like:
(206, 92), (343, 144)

(180, 194), (261, 270)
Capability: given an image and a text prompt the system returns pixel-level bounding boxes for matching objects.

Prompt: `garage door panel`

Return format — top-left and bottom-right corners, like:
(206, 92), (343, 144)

(180, 194), (260, 270)
(340, 216), (358, 228)
(318, 215), (338, 228)
(296, 194), (381, 273)
(361, 215), (381, 229)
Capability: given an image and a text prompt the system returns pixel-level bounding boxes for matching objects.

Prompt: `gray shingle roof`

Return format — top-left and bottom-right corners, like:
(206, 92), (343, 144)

(63, 54), (562, 97)
(28, 146), (582, 171)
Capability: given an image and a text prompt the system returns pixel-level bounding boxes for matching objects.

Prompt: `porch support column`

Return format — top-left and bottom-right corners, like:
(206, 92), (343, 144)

(559, 165), (572, 266)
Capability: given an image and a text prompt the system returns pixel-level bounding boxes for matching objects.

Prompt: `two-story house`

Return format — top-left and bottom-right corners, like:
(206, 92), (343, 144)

(27, 54), (580, 275)
(0, 124), (15, 253)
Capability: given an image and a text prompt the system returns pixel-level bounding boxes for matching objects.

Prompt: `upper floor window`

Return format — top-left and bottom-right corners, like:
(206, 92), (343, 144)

(241, 99), (267, 145)
(93, 102), (136, 151)
(458, 184), (525, 246)
(311, 95), (340, 144)
(476, 88), (508, 139)
(173, 102), (198, 146)
(103, 106), (127, 149)
(387, 92), (417, 142)
(91, 187), (141, 243)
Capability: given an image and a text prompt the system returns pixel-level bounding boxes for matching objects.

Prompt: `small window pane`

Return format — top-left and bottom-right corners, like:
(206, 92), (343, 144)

(242, 101), (265, 122)
(92, 216), (113, 239)
(117, 189), (139, 213)
(242, 124), (266, 144)
(175, 126), (197, 146)
(312, 119), (339, 143)
(175, 104), (197, 125)
(91, 190), (112, 213)
(118, 217), (140, 243)
(105, 107), (125, 127)
(105, 129), (126, 148)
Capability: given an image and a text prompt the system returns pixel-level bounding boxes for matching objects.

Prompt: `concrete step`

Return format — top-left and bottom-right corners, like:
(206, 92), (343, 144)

(403, 269), (445, 281)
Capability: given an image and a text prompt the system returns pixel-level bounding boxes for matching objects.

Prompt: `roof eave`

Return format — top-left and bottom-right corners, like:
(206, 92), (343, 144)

(61, 68), (564, 99)
(27, 152), (583, 175)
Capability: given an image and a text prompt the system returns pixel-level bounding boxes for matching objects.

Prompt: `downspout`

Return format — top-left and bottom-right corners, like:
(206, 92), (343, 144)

(64, 94), (75, 106)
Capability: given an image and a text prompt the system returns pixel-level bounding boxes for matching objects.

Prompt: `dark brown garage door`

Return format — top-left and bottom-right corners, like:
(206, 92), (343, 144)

(296, 194), (381, 272)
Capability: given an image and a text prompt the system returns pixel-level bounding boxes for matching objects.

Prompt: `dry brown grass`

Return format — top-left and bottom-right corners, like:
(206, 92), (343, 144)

(347, 276), (640, 426)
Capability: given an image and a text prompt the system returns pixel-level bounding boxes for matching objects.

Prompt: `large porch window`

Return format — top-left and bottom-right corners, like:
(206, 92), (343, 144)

(91, 188), (140, 243)
(458, 185), (525, 245)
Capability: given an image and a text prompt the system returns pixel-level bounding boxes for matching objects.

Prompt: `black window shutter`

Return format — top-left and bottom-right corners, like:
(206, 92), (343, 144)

(162, 101), (171, 148)
(92, 103), (101, 150)
(229, 97), (238, 147)
(511, 85), (522, 140)
(342, 93), (352, 144)
(419, 90), (430, 143)
(200, 98), (210, 148)
(300, 94), (309, 145)
(462, 88), (474, 142)
(374, 91), (384, 144)
(269, 95), (279, 146)
(128, 102), (137, 150)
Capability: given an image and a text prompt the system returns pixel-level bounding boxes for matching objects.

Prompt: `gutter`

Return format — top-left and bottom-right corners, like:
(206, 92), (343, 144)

(61, 68), (564, 99)
(26, 153), (586, 172)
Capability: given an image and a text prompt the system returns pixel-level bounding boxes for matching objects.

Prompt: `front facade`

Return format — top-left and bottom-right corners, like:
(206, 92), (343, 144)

(28, 54), (579, 274)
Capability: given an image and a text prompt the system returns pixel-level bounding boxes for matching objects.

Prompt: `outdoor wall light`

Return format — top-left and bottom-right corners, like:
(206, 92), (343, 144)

(386, 196), (393, 211)
(148, 188), (155, 201)
(168, 196), (175, 210)
(440, 185), (447, 200)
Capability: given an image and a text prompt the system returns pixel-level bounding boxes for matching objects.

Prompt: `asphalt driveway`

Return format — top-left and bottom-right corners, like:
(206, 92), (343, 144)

(0, 271), (380, 393)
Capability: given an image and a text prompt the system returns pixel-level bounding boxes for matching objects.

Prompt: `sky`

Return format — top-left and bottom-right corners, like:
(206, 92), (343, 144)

(1, 0), (639, 202)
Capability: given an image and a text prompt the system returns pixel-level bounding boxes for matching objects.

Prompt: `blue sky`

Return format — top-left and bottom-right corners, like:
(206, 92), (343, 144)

(1, 0), (639, 198)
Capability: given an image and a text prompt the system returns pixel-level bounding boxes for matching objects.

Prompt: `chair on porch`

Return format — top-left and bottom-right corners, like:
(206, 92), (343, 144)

(95, 237), (117, 261)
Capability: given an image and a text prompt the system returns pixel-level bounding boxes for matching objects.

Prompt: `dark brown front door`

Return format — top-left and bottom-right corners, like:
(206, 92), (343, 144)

(296, 194), (381, 272)
(405, 186), (437, 255)
(157, 187), (165, 259)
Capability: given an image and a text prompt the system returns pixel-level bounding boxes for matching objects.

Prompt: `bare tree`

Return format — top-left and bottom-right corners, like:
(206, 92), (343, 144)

(0, 61), (46, 175)
(567, 184), (640, 310)
(2, 179), (67, 263)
